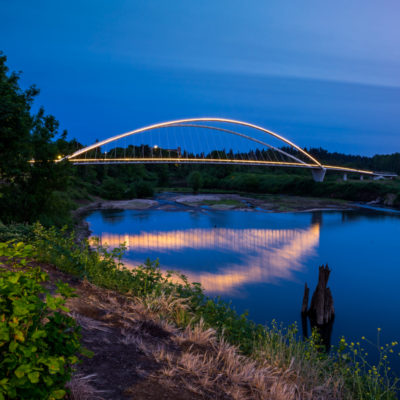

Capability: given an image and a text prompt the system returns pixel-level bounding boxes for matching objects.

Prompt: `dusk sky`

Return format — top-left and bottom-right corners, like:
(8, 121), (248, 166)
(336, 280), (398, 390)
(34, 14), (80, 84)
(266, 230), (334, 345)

(1, 0), (399, 155)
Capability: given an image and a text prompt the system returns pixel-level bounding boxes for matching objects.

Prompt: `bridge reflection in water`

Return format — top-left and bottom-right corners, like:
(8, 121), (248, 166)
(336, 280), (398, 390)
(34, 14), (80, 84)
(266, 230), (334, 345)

(96, 222), (320, 295)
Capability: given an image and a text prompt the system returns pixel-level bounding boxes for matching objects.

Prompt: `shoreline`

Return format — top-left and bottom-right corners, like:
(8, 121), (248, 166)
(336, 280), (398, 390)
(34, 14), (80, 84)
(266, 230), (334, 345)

(72, 192), (354, 241)
(72, 191), (400, 241)
(74, 192), (356, 214)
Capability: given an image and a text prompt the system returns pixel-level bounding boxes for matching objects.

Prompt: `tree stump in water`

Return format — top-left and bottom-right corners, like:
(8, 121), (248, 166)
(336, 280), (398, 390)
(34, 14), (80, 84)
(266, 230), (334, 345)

(308, 264), (334, 325)
(302, 264), (334, 325)
(301, 283), (309, 314)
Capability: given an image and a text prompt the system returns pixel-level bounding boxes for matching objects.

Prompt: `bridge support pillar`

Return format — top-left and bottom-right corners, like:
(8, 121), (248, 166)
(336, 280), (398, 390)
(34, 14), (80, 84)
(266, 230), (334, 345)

(311, 168), (326, 182)
(360, 175), (364, 181)
(343, 173), (348, 181)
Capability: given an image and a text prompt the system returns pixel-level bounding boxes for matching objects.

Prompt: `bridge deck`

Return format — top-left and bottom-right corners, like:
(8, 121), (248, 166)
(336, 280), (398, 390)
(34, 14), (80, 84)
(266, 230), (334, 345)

(67, 157), (397, 177)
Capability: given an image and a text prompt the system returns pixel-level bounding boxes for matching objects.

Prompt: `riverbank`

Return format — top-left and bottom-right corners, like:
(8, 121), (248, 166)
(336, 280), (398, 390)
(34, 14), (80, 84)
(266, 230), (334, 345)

(5, 226), (397, 399)
(74, 192), (354, 215)
(71, 192), (355, 241)
(25, 262), (308, 400)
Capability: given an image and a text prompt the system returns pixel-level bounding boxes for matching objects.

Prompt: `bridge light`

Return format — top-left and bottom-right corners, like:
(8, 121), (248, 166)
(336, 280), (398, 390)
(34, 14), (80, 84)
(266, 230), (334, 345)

(154, 145), (158, 149)
(57, 155), (62, 159)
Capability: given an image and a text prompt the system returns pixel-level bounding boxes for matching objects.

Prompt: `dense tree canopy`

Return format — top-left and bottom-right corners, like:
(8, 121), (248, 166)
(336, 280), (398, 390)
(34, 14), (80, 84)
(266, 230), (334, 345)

(0, 52), (71, 225)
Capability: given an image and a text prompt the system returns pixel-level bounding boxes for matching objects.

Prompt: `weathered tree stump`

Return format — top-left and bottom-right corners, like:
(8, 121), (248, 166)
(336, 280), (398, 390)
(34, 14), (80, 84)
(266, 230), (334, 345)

(301, 283), (309, 314)
(301, 265), (335, 350)
(308, 264), (334, 325)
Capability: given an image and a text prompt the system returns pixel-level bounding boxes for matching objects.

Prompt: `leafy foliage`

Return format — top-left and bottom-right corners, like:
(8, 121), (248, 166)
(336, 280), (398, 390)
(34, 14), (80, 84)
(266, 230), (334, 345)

(187, 171), (203, 193)
(0, 52), (73, 226)
(0, 223), (33, 243)
(0, 242), (87, 400)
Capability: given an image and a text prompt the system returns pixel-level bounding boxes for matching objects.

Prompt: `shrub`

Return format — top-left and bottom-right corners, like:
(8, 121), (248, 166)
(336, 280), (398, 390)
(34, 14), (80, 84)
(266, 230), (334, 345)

(187, 171), (203, 193)
(124, 184), (137, 199)
(135, 180), (154, 198)
(0, 223), (33, 243)
(100, 177), (125, 200)
(0, 242), (87, 400)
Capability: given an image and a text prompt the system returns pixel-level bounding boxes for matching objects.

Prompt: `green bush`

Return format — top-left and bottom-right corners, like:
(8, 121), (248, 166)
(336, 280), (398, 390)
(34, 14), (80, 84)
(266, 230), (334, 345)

(135, 180), (154, 198)
(100, 177), (125, 200)
(187, 171), (203, 193)
(0, 242), (87, 400)
(0, 224), (33, 243)
(31, 225), (199, 301)
(124, 184), (137, 199)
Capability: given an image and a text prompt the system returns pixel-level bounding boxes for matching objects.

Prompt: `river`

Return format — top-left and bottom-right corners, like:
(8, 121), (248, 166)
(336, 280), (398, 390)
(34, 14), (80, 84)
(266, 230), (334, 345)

(85, 196), (400, 369)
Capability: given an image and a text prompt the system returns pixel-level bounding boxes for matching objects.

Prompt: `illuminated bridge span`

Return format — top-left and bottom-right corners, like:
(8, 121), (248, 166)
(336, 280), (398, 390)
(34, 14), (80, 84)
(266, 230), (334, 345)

(64, 118), (397, 182)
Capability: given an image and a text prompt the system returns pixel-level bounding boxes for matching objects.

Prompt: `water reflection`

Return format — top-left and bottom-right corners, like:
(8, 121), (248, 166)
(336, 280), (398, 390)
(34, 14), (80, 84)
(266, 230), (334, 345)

(96, 222), (320, 294)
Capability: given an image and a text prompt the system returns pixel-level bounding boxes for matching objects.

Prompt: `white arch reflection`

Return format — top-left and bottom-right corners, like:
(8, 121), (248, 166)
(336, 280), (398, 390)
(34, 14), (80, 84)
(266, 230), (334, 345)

(95, 224), (320, 294)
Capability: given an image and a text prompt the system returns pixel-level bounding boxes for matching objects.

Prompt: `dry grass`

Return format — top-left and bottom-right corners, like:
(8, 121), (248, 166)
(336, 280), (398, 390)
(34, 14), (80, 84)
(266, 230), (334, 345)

(131, 292), (343, 398)
(69, 312), (112, 333)
(63, 279), (343, 399)
(66, 374), (106, 400)
(149, 324), (299, 400)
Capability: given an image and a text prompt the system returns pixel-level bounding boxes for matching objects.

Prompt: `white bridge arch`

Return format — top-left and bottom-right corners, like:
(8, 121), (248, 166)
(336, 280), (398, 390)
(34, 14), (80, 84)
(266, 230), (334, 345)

(63, 117), (396, 182)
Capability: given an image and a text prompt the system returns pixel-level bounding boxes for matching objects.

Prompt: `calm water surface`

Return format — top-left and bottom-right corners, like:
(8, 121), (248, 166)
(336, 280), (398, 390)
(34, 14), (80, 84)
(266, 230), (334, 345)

(86, 204), (400, 367)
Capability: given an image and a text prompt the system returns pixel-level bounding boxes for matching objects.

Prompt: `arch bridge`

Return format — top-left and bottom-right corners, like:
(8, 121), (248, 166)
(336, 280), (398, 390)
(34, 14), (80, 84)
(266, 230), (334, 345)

(63, 118), (396, 182)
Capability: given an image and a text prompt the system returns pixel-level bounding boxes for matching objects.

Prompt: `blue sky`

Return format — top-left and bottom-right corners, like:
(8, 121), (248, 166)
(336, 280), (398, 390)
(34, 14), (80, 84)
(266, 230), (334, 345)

(1, 0), (399, 155)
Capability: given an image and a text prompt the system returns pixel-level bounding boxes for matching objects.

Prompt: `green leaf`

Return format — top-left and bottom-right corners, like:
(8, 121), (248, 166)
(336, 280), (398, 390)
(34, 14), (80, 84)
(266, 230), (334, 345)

(14, 329), (25, 342)
(8, 274), (19, 284)
(80, 347), (94, 358)
(0, 378), (8, 387)
(9, 341), (17, 352)
(31, 329), (46, 340)
(43, 375), (53, 387)
(50, 389), (66, 399)
(59, 305), (70, 313)
(47, 359), (61, 374)
(14, 364), (30, 378)
(13, 300), (31, 316)
(46, 295), (59, 311)
(28, 371), (40, 383)
(0, 324), (10, 343)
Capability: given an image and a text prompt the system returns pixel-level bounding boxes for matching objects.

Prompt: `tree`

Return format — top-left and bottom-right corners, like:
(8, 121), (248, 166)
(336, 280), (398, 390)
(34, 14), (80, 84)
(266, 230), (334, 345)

(0, 52), (72, 225)
(187, 171), (203, 193)
(100, 177), (125, 200)
(0, 52), (35, 182)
